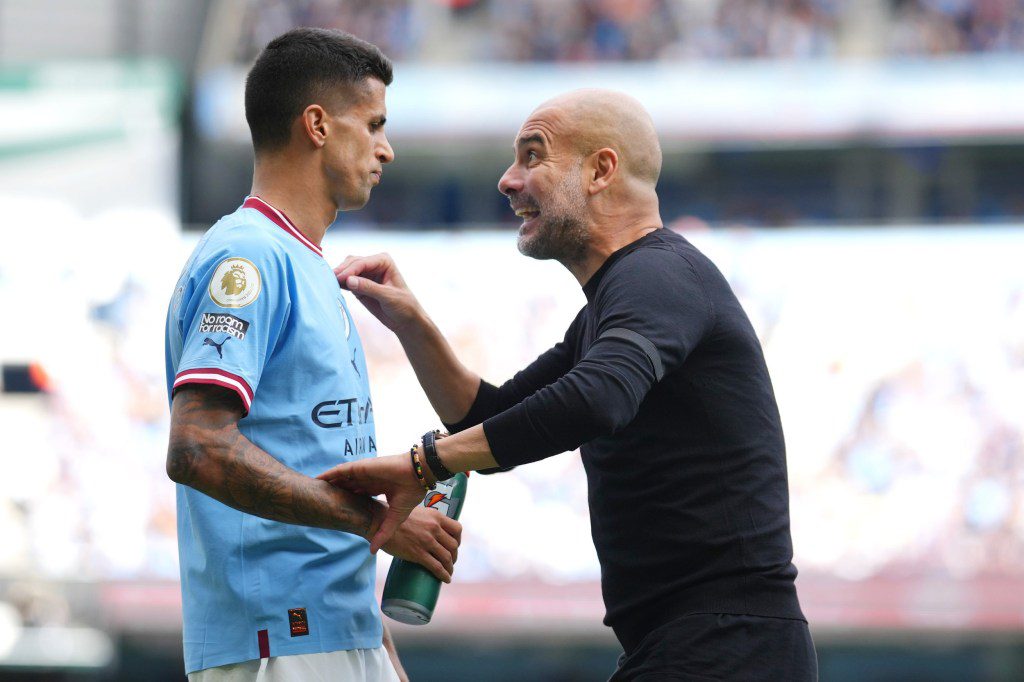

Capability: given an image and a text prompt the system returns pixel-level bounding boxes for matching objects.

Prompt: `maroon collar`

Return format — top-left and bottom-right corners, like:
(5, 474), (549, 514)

(243, 196), (323, 257)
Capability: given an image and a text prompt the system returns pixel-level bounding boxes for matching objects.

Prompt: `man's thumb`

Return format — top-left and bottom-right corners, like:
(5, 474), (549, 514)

(346, 275), (387, 298)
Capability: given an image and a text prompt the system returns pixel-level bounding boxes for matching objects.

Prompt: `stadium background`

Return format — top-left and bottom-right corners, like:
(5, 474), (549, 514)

(1, 0), (1023, 679)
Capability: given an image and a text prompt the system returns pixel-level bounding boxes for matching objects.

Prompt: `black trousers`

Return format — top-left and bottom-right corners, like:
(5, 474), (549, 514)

(609, 613), (818, 681)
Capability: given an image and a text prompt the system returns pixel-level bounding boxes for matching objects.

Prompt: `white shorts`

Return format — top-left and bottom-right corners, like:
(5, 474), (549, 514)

(188, 647), (401, 682)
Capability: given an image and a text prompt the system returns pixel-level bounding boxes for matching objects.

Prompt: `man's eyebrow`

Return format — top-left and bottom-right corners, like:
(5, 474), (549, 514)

(515, 133), (546, 150)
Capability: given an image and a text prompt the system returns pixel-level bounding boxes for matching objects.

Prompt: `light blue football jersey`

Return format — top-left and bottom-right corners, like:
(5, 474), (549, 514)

(165, 196), (381, 674)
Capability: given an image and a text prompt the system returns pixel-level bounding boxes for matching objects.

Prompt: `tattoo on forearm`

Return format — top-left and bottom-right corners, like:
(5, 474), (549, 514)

(168, 386), (377, 536)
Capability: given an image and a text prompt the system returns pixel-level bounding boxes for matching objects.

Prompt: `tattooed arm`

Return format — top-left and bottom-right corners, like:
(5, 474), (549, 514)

(166, 383), (385, 536)
(166, 384), (462, 579)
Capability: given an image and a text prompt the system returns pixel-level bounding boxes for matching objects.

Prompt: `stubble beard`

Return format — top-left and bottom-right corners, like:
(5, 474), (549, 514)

(516, 170), (590, 266)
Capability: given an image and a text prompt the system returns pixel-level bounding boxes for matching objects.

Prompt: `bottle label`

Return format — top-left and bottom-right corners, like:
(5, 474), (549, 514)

(422, 479), (456, 519)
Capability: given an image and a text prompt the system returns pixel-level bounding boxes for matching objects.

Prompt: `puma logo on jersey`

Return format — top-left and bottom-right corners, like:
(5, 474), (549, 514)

(203, 337), (228, 358)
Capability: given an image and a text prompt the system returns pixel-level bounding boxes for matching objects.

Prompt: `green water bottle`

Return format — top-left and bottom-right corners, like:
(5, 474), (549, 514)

(381, 473), (468, 625)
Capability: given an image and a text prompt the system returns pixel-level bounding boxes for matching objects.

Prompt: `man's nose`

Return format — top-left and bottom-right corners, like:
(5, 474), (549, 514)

(377, 135), (395, 164)
(497, 164), (522, 196)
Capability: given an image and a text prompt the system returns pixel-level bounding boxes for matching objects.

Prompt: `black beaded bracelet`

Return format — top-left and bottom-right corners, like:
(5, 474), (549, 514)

(409, 444), (434, 491)
(422, 429), (455, 482)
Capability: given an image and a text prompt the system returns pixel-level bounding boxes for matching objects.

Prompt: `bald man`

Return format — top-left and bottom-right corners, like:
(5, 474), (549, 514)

(322, 90), (818, 680)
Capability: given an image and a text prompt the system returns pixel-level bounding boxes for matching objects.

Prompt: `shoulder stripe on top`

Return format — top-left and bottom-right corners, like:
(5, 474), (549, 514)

(597, 328), (666, 382)
(173, 368), (254, 413)
(243, 196), (323, 257)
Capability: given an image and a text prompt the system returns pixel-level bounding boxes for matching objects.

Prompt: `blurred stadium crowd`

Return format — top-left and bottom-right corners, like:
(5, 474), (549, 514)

(239, 0), (1024, 62)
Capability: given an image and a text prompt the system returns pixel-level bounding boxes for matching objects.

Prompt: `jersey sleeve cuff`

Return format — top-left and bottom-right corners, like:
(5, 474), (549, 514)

(173, 368), (254, 414)
(442, 379), (503, 434)
(481, 405), (557, 468)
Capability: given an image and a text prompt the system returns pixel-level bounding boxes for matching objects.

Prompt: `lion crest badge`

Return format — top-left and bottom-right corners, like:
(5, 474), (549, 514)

(209, 257), (261, 308)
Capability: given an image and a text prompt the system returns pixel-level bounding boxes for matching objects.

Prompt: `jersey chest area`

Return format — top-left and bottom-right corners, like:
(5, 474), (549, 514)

(293, 263), (361, 360)
(273, 261), (372, 427)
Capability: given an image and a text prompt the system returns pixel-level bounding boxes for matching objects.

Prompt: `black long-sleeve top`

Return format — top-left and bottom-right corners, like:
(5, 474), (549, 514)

(446, 228), (804, 653)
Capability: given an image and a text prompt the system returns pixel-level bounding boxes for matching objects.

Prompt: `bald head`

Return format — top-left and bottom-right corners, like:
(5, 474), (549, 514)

(531, 89), (662, 186)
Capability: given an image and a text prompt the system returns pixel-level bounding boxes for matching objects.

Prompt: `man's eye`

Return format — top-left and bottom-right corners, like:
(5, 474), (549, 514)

(527, 150), (538, 161)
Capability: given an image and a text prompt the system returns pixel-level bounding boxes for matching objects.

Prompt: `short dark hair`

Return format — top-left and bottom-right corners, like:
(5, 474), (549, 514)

(244, 28), (394, 152)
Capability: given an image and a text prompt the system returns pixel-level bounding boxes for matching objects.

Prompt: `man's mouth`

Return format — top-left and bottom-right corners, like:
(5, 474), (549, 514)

(514, 207), (539, 221)
(371, 171), (382, 184)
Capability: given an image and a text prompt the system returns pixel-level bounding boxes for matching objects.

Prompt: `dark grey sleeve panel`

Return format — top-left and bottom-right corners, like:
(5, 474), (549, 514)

(597, 327), (665, 382)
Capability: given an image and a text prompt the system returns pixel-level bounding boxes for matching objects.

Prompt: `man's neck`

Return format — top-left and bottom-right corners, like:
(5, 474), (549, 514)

(251, 158), (336, 246)
(566, 217), (663, 287)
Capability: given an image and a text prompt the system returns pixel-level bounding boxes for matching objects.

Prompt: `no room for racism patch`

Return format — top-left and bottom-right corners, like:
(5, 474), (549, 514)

(198, 312), (249, 340)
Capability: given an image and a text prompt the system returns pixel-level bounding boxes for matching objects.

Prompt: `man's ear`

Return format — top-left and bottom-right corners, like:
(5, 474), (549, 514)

(301, 104), (329, 148)
(588, 148), (618, 195)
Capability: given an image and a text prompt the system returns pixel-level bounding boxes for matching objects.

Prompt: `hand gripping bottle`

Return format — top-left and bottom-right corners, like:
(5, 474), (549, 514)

(381, 473), (468, 625)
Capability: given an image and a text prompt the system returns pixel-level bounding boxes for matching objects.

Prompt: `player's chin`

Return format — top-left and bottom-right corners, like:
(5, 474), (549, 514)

(338, 189), (373, 212)
(516, 226), (548, 259)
